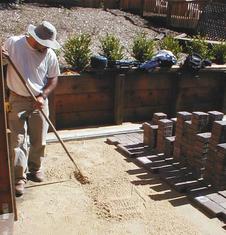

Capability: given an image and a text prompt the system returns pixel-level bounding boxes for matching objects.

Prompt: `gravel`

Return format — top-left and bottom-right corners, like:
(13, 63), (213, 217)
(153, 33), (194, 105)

(0, 3), (180, 64)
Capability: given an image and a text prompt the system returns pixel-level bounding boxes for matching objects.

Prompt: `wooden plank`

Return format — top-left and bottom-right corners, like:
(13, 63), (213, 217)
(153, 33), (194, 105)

(125, 75), (172, 90)
(124, 105), (170, 121)
(55, 92), (113, 113)
(178, 87), (222, 103)
(56, 110), (114, 129)
(55, 76), (114, 95)
(124, 89), (171, 108)
(178, 76), (220, 89)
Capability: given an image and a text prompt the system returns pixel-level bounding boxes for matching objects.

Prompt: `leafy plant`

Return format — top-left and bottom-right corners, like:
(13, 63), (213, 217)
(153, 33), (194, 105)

(160, 35), (182, 57)
(186, 35), (210, 59)
(132, 32), (155, 62)
(100, 34), (124, 61)
(54, 48), (62, 59)
(211, 42), (226, 64)
(63, 33), (91, 71)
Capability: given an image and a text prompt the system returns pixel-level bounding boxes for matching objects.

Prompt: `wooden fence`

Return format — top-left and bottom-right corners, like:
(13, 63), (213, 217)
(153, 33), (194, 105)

(143, 0), (168, 17)
(143, 0), (208, 29)
(104, 0), (120, 9)
(169, 0), (208, 29)
(119, 0), (144, 13)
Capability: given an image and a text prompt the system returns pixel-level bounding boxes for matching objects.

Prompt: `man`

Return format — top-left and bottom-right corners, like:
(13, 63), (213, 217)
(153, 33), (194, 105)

(3, 21), (61, 196)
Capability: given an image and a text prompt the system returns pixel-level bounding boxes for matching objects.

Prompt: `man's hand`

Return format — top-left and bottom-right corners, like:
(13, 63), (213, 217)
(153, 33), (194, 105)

(1, 47), (9, 65)
(34, 95), (45, 110)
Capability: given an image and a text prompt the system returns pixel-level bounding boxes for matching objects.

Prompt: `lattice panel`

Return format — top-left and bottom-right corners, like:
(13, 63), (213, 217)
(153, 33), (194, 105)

(197, 3), (226, 40)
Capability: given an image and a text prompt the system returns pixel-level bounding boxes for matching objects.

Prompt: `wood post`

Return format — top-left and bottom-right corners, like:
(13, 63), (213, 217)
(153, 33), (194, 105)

(0, 48), (17, 220)
(48, 91), (56, 132)
(169, 72), (180, 117)
(114, 74), (125, 124)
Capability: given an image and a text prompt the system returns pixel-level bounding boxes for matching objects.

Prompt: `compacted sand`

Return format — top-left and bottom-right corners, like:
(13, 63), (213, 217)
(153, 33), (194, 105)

(14, 137), (226, 235)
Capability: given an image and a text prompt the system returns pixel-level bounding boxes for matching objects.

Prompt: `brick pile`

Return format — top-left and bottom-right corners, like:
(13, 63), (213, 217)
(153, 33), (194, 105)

(173, 112), (192, 162)
(186, 112), (209, 168)
(143, 112), (167, 148)
(152, 112), (167, 125)
(171, 117), (177, 136)
(207, 111), (224, 131)
(156, 119), (173, 154)
(204, 120), (226, 188)
(142, 122), (158, 148)
(142, 110), (226, 189)
(164, 136), (175, 159)
(192, 132), (211, 178)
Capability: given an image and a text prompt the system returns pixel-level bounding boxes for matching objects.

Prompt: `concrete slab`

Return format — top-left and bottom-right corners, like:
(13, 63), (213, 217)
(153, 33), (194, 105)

(47, 122), (143, 143)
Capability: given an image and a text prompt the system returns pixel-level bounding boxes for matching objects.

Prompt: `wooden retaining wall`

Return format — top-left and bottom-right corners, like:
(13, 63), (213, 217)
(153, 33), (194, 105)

(51, 66), (226, 129)
(52, 71), (115, 129)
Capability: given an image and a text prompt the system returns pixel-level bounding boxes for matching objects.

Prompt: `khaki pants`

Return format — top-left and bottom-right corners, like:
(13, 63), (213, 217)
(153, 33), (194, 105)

(8, 92), (49, 182)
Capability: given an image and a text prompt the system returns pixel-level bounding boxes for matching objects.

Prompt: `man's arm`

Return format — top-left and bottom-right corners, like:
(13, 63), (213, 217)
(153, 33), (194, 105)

(35, 76), (58, 110)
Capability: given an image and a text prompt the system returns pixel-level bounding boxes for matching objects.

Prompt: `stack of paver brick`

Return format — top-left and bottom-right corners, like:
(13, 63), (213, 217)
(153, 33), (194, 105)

(171, 117), (177, 136)
(142, 110), (226, 189)
(204, 120), (226, 189)
(193, 132), (211, 178)
(173, 112), (192, 162)
(143, 122), (158, 148)
(143, 113), (167, 149)
(192, 111), (224, 179)
(207, 111), (224, 131)
(156, 119), (173, 154)
(164, 136), (175, 158)
(152, 113), (167, 125)
(187, 112), (209, 169)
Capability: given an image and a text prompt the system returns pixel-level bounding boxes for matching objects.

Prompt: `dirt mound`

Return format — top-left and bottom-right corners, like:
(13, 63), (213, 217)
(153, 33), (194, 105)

(0, 3), (179, 64)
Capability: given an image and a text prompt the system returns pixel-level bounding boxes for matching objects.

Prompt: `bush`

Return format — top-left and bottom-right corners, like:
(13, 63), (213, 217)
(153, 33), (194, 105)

(132, 32), (155, 62)
(211, 42), (226, 64)
(100, 34), (124, 61)
(63, 33), (91, 71)
(160, 35), (182, 57)
(186, 35), (210, 59)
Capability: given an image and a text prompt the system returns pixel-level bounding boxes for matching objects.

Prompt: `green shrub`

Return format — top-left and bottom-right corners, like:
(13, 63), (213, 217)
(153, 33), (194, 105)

(63, 33), (91, 71)
(186, 35), (210, 59)
(160, 35), (182, 57)
(100, 34), (124, 61)
(132, 32), (155, 62)
(211, 42), (226, 64)
(54, 48), (62, 59)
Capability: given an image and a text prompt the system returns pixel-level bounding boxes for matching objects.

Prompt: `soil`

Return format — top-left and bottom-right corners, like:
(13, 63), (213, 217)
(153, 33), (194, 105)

(0, 3), (180, 65)
(14, 137), (226, 235)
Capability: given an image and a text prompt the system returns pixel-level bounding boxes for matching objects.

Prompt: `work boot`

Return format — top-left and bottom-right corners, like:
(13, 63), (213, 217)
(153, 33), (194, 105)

(15, 180), (25, 197)
(27, 171), (44, 182)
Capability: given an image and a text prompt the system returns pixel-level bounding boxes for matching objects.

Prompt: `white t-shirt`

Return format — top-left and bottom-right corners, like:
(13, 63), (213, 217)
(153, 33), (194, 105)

(4, 35), (60, 97)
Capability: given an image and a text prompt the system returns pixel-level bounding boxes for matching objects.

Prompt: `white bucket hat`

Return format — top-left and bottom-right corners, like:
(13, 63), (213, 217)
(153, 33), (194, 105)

(27, 21), (61, 49)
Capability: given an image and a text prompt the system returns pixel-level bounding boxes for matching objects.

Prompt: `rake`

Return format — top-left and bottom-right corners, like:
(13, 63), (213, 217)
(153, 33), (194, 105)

(3, 51), (89, 184)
